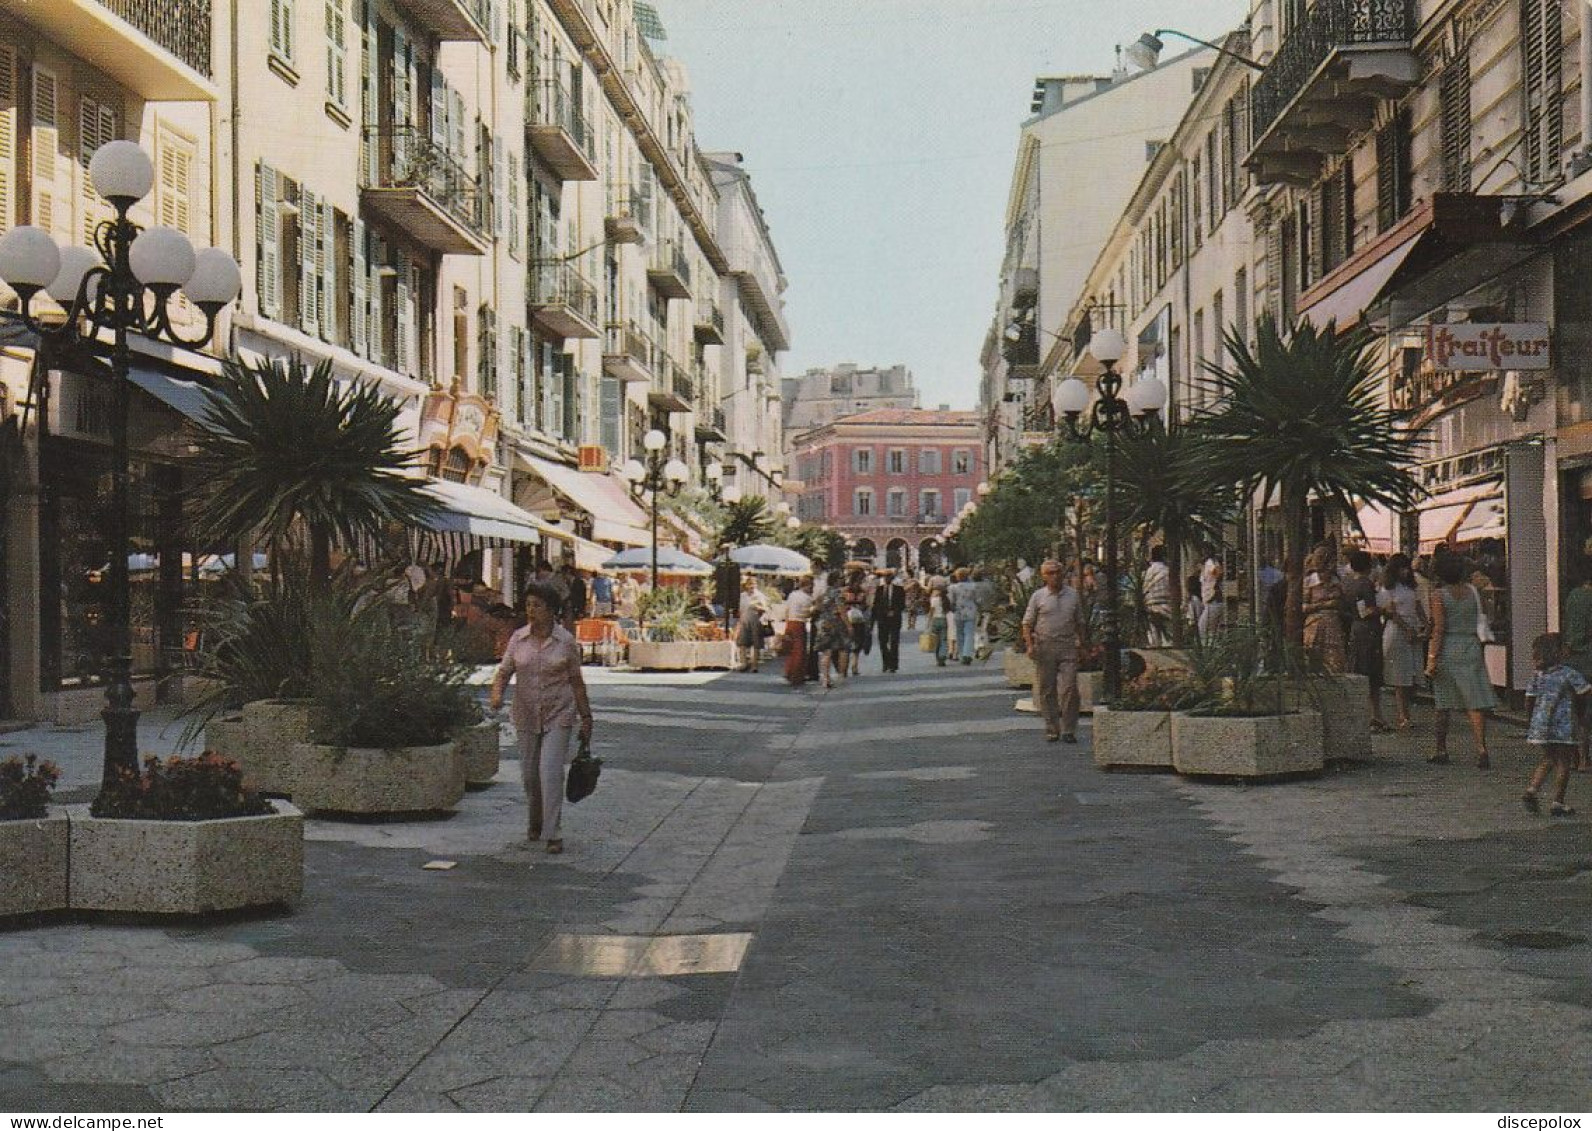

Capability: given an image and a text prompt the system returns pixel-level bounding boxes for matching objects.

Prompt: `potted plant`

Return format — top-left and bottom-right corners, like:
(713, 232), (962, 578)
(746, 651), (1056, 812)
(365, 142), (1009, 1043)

(289, 605), (476, 816)
(988, 572), (1039, 689)
(629, 588), (700, 671)
(1170, 624), (1325, 779)
(0, 756), (68, 917)
(70, 754), (303, 914)
(1094, 671), (1210, 772)
(453, 697), (502, 789)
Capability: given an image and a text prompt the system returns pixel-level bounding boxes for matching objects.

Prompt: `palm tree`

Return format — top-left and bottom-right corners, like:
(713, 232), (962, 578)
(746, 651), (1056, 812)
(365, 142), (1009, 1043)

(190, 355), (439, 584)
(1113, 420), (1236, 644)
(716, 496), (775, 547)
(1191, 316), (1424, 645)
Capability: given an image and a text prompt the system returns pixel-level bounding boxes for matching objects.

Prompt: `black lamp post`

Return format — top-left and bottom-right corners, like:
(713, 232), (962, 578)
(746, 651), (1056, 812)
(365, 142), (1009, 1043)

(1052, 328), (1165, 700)
(0, 140), (241, 789)
(621, 428), (688, 593)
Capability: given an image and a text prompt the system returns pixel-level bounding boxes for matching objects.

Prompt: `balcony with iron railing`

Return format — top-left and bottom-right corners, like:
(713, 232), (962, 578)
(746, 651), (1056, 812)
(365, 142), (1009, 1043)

(693, 300), (725, 345)
(1248, 0), (1419, 186)
(530, 260), (601, 340)
(391, 0), (489, 42)
(604, 183), (652, 245)
(527, 81), (599, 182)
(602, 321), (655, 384)
(361, 126), (487, 255)
(12, 0), (215, 98)
(649, 356), (694, 412)
(695, 397), (729, 444)
(1003, 324), (1040, 379)
(647, 239), (693, 301)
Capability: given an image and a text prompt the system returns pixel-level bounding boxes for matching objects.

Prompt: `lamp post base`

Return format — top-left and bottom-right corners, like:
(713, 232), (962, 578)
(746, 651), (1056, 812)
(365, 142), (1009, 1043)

(101, 657), (140, 789)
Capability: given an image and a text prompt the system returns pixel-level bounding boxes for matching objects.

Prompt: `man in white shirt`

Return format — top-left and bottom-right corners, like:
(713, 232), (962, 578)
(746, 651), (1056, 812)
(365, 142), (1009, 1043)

(1143, 545), (1171, 646)
(783, 577), (816, 687)
(1199, 544), (1226, 642)
(1022, 560), (1084, 743)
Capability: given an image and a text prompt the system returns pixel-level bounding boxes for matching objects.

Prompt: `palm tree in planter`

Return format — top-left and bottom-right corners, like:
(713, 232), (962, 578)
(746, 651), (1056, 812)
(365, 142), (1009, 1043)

(190, 354), (439, 584)
(1190, 316), (1425, 646)
(716, 496), (776, 548)
(1113, 420), (1236, 645)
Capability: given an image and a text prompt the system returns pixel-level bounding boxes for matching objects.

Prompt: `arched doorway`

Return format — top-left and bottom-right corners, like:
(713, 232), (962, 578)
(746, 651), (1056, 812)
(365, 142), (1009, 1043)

(852, 537), (877, 564)
(885, 538), (908, 570)
(918, 538), (943, 574)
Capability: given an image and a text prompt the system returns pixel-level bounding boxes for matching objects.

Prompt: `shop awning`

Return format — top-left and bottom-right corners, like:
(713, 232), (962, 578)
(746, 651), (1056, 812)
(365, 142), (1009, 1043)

(1352, 503), (1397, 554)
(1298, 230), (1425, 332)
(1417, 481), (1503, 551)
(516, 452), (651, 546)
(572, 535), (615, 572)
(419, 479), (550, 546)
(128, 367), (220, 429)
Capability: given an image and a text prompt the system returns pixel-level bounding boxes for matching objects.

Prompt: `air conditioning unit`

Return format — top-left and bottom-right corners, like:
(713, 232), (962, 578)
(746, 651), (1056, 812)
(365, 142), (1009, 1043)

(578, 444), (608, 472)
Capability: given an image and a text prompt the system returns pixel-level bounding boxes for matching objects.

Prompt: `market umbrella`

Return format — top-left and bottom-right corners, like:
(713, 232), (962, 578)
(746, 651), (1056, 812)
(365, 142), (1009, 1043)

(601, 547), (714, 576)
(728, 543), (812, 576)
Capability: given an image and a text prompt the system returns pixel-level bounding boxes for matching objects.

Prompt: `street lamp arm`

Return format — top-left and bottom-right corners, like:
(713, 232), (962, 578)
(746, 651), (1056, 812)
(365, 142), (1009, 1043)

(1148, 28), (1265, 71)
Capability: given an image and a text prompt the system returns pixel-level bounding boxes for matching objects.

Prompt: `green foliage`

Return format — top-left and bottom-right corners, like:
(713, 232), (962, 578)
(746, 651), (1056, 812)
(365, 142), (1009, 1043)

(308, 607), (477, 750)
(716, 496), (776, 548)
(985, 570), (1040, 649)
(782, 524), (846, 571)
(1183, 622), (1316, 717)
(1107, 670), (1211, 713)
(0, 755), (59, 820)
(91, 754), (273, 821)
(1113, 420), (1234, 552)
(958, 437), (1104, 565)
(637, 587), (694, 642)
(189, 354), (440, 577)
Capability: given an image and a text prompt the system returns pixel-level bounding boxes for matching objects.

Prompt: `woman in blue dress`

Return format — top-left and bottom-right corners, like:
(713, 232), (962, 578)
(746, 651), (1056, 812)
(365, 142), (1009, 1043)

(1424, 553), (1497, 767)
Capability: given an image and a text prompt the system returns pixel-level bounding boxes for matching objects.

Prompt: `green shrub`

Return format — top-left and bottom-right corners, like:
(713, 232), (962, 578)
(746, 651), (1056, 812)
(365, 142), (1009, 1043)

(1107, 670), (1211, 713)
(91, 754), (273, 821)
(0, 755), (59, 820)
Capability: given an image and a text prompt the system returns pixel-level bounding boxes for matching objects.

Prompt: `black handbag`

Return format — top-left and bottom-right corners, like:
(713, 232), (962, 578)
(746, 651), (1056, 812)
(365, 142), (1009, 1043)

(566, 736), (602, 803)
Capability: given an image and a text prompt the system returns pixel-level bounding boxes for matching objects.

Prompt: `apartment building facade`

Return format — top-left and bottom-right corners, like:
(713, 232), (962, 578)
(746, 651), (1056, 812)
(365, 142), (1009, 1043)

(0, 0), (790, 721)
(981, 51), (1214, 473)
(789, 408), (981, 573)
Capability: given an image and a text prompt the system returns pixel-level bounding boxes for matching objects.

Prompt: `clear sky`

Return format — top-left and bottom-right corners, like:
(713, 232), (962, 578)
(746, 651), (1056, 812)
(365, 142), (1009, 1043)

(655, 0), (1246, 410)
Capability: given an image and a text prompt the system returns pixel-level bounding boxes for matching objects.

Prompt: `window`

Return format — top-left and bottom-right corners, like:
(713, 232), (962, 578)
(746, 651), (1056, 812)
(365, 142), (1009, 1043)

(1206, 130), (1220, 230)
(886, 488), (906, 517)
(918, 449), (941, 475)
(953, 488), (972, 513)
(1441, 52), (1472, 191)
(77, 94), (118, 244)
(156, 132), (194, 236)
(507, 151), (521, 259)
(1376, 108), (1413, 233)
(1234, 268), (1248, 348)
(887, 448), (907, 474)
(271, 0), (296, 64)
(951, 449), (971, 475)
(324, 1), (346, 107)
(919, 489), (941, 519)
(1521, 0), (1562, 185)
(1211, 290), (1225, 373)
(1192, 308), (1205, 408)
(477, 304), (498, 399)
(1319, 160), (1352, 274)
(854, 488), (874, 517)
(853, 447), (874, 474)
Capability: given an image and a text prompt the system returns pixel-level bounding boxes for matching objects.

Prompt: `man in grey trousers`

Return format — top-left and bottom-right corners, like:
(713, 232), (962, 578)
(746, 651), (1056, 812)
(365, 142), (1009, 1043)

(1022, 559), (1084, 744)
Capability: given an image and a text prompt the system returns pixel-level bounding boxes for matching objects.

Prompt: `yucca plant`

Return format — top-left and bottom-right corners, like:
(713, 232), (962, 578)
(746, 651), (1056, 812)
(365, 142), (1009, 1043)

(1190, 317), (1425, 645)
(189, 355), (440, 584)
(716, 496), (776, 547)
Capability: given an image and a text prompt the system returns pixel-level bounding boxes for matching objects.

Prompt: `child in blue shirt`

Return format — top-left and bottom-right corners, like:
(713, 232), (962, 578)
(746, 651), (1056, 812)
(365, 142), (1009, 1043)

(1523, 633), (1590, 817)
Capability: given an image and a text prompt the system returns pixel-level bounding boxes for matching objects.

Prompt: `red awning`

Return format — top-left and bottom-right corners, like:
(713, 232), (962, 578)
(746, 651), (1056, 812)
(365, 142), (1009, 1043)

(1298, 230), (1425, 332)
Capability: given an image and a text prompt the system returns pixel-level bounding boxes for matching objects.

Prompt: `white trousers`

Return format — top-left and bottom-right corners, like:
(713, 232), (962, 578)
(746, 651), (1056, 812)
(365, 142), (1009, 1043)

(519, 725), (573, 839)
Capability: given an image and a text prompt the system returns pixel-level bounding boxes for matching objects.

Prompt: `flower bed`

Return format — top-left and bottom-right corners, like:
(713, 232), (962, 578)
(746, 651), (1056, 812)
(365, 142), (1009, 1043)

(0, 756), (66, 917)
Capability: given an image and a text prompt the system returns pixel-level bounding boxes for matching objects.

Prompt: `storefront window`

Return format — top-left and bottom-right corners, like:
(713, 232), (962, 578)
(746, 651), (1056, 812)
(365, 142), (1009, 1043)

(41, 443), (186, 690)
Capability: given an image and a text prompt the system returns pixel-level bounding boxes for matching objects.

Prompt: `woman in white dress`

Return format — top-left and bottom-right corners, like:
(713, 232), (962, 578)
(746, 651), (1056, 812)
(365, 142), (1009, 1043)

(1377, 553), (1424, 730)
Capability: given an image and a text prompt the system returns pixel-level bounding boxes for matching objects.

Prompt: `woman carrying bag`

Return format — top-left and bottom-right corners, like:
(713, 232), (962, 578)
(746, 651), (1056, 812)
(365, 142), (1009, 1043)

(489, 581), (594, 855)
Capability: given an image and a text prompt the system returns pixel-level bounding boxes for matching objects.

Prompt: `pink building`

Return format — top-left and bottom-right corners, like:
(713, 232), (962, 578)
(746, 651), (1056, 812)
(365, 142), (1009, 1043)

(788, 408), (983, 571)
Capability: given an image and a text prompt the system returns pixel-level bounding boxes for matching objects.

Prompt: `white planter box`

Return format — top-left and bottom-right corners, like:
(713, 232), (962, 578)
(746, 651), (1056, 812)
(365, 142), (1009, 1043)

(289, 742), (465, 815)
(693, 640), (736, 670)
(1003, 649), (1035, 688)
(1092, 708), (1177, 770)
(205, 699), (317, 798)
(628, 640), (698, 671)
(67, 800), (303, 915)
(1172, 710), (1325, 779)
(0, 811), (69, 916)
(455, 720), (502, 788)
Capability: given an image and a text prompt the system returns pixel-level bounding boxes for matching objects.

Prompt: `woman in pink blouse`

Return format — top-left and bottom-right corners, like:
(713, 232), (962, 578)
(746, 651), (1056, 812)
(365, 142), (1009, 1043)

(489, 581), (594, 854)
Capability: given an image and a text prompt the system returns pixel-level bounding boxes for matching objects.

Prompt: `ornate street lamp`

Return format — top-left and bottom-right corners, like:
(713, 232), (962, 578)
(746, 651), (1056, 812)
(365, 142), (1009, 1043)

(621, 428), (689, 592)
(702, 459), (724, 503)
(1051, 327), (1166, 700)
(0, 140), (241, 788)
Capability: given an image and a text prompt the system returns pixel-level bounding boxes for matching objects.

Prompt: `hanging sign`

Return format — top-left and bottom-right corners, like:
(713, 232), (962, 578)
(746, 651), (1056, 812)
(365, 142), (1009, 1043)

(1423, 324), (1551, 371)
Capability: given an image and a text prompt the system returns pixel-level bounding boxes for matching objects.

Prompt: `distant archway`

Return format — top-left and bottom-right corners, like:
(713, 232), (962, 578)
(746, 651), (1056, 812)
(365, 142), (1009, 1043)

(852, 537), (877, 563)
(918, 538), (943, 574)
(885, 538), (908, 570)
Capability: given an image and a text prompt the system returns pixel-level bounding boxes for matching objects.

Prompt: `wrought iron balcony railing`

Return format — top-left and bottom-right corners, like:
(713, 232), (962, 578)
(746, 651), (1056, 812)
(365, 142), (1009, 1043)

(604, 321), (655, 368)
(362, 126), (484, 239)
(101, 0), (213, 76)
(531, 260), (600, 331)
(530, 81), (597, 162)
(1250, 0), (1416, 145)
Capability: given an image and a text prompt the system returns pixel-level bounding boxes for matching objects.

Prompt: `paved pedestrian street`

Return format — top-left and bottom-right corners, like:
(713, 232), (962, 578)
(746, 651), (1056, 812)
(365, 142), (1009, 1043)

(3, 647), (1592, 1113)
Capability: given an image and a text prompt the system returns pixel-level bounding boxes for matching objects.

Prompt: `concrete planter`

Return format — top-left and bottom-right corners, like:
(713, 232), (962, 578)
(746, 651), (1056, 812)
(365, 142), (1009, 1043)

(628, 640), (698, 671)
(1092, 708), (1177, 771)
(455, 720), (502, 788)
(1289, 674), (1372, 760)
(0, 810), (69, 917)
(288, 742), (465, 815)
(693, 640), (736, 670)
(67, 800), (303, 915)
(206, 699), (316, 797)
(1014, 670), (1105, 717)
(1171, 710), (1325, 779)
(1003, 648), (1035, 688)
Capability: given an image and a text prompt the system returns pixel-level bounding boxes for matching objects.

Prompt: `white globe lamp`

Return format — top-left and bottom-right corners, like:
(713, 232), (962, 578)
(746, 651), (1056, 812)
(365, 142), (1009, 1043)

(663, 458), (689, 484)
(643, 429), (667, 452)
(47, 246), (102, 304)
(0, 227), (62, 292)
(182, 247), (243, 310)
(129, 227), (196, 289)
(89, 141), (155, 206)
(1053, 377), (1092, 418)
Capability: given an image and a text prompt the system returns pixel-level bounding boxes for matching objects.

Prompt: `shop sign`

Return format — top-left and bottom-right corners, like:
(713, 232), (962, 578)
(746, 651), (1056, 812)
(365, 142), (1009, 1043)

(1423, 323), (1551, 371)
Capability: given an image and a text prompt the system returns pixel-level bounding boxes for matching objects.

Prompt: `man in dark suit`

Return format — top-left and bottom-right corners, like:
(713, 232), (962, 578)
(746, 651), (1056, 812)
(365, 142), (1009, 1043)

(712, 544), (742, 634)
(872, 570), (907, 673)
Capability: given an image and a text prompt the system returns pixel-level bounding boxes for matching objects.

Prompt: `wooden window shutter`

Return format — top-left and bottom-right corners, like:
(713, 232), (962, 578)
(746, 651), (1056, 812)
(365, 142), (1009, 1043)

(351, 215), (368, 355)
(319, 198), (335, 341)
(158, 140), (192, 235)
(391, 26), (410, 170)
(493, 133), (505, 241)
(0, 46), (15, 234)
(299, 186), (319, 336)
(367, 233), (385, 363)
(257, 163), (282, 319)
(1441, 53), (1472, 191)
(430, 67), (447, 149)
(519, 328), (534, 426)
(78, 96), (112, 246)
(1340, 158), (1355, 260)
(360, 4), (377, 182)
(31, 67), (59, 237)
